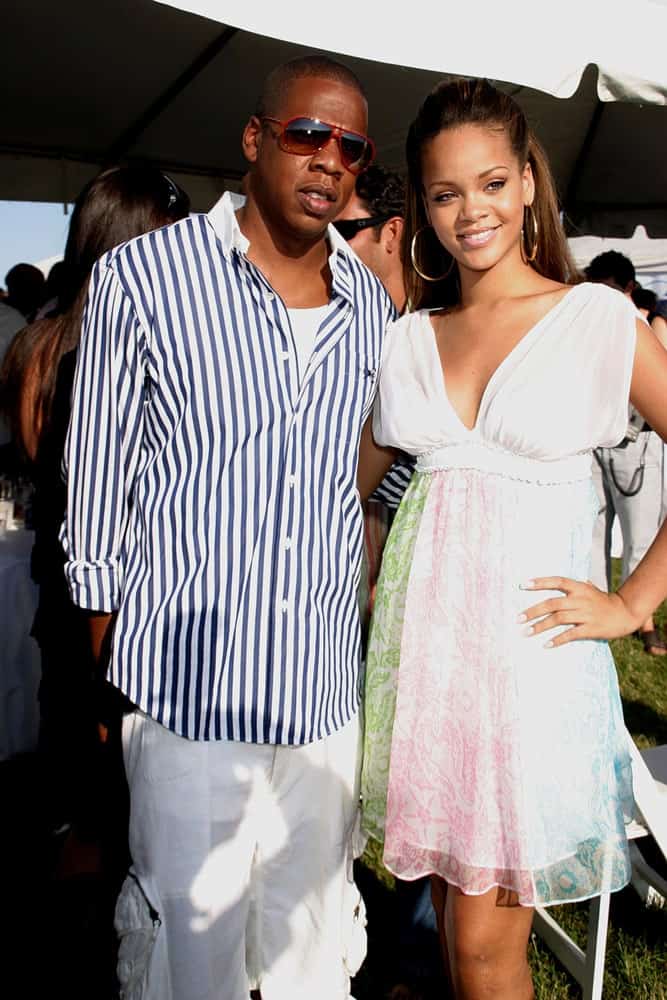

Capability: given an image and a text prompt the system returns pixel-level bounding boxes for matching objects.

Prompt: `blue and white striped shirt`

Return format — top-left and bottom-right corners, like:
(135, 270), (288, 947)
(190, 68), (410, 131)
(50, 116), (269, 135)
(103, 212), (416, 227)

(62, 192), (396, 744)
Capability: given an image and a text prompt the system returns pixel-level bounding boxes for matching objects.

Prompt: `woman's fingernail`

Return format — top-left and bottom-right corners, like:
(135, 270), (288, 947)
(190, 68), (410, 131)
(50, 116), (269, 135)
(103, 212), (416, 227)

(522, 625), (534, 636)
(516, 613), (527, 623)
(544, 640), (554, 649)
(519, 580), (535, 590)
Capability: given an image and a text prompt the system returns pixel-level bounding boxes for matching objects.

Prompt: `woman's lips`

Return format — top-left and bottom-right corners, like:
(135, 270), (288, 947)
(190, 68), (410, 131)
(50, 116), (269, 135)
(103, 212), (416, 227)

(457, 227), (499, 250)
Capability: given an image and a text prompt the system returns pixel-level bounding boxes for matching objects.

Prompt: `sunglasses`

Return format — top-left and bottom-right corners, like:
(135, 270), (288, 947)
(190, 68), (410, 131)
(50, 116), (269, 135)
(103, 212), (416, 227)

(260, 116), (375, 175)
(333, 215), (392, 241)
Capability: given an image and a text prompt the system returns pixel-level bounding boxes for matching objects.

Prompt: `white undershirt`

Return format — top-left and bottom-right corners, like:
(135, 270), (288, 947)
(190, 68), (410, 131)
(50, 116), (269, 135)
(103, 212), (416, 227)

(287, 305), (328, 380)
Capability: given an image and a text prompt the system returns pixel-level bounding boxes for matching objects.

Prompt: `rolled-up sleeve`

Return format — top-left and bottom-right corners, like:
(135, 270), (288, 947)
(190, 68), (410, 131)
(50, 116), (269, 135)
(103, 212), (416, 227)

(61, 261), (146, 612)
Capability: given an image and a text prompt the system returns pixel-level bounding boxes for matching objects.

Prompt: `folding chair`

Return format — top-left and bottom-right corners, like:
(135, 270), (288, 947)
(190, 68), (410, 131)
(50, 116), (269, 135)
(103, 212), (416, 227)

(532, 731), (667, 1000)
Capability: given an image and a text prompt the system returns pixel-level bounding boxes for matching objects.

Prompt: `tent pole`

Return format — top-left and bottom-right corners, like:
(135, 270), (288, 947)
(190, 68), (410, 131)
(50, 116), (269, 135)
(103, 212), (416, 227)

(103, 25), (239, 164)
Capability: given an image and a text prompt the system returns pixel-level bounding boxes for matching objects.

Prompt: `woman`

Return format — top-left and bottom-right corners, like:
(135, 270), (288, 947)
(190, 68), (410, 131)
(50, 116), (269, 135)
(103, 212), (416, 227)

(0, 166), (189, 879)
(357, 79), (667, 999)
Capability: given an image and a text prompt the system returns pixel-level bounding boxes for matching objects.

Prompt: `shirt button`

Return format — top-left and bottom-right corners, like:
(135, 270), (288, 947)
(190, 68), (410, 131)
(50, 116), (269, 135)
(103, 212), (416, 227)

(281, 351), (290, 361)
(284, 537), (292, 549)
(281, 600), (289, 613)
(288, 476), (296, 488)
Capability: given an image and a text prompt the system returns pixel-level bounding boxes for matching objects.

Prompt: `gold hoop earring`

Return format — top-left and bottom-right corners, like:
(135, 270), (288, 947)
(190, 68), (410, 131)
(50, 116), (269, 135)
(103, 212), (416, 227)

(521, 204), (539, 264)
(410, 226), (455, 282)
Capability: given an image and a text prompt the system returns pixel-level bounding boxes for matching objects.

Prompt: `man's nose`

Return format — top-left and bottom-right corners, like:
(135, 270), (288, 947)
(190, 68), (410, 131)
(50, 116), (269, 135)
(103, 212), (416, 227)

(309, 135), (345, 176)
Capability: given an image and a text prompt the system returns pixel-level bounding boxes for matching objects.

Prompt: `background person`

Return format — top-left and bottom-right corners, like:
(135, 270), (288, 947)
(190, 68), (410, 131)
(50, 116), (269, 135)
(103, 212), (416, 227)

(357, 77), (667, 1000)
(335, 164), (408, 640)
(586, 251), (667, 655)
(62, 55), (395, 1000)
(335, 163), (407, 313)
(0, 164), (190, 997)
(4, 262), (45, 322)
(35, 259), (66, 320)
(336, 165), (442, 1000)
(0, 294), (25, 451)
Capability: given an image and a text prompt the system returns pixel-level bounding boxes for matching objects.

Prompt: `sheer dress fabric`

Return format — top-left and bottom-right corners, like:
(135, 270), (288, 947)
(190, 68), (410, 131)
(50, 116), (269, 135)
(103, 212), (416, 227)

(361, 282), (638, 906)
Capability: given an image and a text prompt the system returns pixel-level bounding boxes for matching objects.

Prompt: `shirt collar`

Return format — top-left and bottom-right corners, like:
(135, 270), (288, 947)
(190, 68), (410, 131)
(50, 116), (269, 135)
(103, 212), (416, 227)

(207, 190), (356, 304)
(207, 191), (250, 256)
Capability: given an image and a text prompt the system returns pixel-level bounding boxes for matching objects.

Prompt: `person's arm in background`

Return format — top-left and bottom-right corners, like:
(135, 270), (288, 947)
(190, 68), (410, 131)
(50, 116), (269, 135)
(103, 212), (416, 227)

(357, 414), (398, 501)
(367, 452), (415, 509)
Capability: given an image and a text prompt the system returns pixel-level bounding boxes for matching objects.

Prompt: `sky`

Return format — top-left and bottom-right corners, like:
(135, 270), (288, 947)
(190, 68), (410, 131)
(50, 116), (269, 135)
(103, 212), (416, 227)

(0, 200), (70, 288)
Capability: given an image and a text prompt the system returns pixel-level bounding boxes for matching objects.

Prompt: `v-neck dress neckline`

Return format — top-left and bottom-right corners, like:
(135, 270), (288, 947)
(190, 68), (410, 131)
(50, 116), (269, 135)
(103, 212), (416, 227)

(428, 284), (582, 436)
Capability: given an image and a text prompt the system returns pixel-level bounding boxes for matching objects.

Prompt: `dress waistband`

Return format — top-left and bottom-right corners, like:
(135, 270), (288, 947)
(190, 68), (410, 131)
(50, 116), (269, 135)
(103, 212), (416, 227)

(415, 443), (592, 484)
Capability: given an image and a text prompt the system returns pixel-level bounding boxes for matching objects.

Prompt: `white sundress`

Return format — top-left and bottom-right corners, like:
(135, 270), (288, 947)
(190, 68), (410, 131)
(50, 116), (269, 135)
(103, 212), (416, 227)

(361, 281), (639, 907)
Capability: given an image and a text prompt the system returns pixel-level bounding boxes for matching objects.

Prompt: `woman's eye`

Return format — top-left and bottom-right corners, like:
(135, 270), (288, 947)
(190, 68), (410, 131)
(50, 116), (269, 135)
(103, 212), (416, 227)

(434, 191), (455, 203)
(487, 179), (506, 192)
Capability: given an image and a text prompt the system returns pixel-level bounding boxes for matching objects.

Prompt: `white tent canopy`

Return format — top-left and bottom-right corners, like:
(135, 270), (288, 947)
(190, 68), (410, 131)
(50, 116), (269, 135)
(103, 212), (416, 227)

(161, 0), (667, 102)
(2, 0), (667, 235)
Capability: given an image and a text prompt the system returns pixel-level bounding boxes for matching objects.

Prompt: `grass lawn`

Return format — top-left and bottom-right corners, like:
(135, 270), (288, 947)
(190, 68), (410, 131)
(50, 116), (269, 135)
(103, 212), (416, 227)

(352, 562), (667, 999)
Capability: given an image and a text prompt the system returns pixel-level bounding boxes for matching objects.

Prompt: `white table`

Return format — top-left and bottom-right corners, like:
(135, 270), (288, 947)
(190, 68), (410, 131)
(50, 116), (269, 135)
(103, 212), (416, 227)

(0, 528), (41, 760)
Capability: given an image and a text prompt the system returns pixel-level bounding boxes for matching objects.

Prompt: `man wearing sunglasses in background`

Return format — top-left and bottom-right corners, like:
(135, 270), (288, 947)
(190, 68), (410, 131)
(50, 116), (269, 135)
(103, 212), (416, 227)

(334, 164), (407, 315)
(335, 169), (443, 1000)
(334, 164), (408, 644)
(63, 55), (397, 1000)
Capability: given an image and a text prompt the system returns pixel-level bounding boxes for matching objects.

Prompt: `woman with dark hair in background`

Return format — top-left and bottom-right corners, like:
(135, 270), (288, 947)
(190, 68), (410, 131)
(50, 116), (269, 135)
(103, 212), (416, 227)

(357, 78), (667, 998)
(0, 165), (189, 995)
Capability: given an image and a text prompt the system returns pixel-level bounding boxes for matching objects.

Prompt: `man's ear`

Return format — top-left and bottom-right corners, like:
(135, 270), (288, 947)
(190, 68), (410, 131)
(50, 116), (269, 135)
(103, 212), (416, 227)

(381, 217), (404, 255)
(242, 116), (263, 165)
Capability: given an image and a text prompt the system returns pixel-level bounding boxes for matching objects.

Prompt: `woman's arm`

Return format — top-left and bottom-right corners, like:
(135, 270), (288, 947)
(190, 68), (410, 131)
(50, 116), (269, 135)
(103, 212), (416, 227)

(521, 318), (667, 645)
(613, 318), (667, 622)
(650, 314), (667, 350)
(357, 415), (397, 501)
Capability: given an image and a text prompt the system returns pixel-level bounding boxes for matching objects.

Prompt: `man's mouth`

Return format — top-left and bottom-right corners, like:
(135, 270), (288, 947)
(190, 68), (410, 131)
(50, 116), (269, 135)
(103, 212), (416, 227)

(298, 185), (337, 217)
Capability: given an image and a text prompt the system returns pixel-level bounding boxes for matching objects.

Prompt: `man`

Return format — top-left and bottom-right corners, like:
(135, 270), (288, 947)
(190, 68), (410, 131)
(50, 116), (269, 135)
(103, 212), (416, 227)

(334, 164), (407, 314)
(587, 251), (667, 655)
(334, 165), (408, 634)
(4, 262), (45, 322)
(335, 169), (443, 1000)
(62, 56), (395, 1000)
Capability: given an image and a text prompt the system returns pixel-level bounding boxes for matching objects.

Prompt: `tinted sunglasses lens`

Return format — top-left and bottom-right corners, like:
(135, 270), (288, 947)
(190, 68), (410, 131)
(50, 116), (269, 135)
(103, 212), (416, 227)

(281, 118), (373, 173)
(282, 118), (333, 154)
(333, 219), (361, 241)
(340, 133), (373, 173)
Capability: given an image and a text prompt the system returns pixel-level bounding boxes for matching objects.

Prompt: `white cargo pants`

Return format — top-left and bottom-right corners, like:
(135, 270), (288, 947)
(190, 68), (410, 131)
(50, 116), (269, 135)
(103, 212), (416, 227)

(114, 711), (366, 1000)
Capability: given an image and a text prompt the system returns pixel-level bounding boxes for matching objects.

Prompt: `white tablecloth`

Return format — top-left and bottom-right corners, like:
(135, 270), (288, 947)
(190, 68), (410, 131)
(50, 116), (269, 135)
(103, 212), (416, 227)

(0, 528), (40, 760)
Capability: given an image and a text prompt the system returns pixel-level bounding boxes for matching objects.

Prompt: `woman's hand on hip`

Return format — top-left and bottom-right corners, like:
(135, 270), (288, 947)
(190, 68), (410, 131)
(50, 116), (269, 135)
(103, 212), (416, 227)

(518, 577), (642, 647)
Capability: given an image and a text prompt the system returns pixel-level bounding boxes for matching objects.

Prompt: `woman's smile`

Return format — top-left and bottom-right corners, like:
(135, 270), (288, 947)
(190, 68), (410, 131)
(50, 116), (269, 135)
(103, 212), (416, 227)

(457, 226), (500, 250)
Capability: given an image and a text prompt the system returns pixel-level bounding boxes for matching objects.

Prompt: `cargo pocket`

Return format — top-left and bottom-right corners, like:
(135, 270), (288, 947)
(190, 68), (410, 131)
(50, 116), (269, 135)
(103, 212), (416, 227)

(114, 872), (162, 999)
